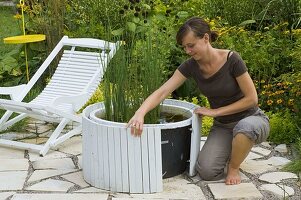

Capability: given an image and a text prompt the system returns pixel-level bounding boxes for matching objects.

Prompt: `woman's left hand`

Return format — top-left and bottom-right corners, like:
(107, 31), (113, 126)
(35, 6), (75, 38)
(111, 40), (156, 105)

(194, 107), (218, 117)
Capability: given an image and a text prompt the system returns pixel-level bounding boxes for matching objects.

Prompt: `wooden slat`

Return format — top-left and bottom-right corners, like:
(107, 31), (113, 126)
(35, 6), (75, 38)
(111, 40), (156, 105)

(51, 73), (92, 80)
(127, 128), (136, 193)
(50, 78), (93, 85)
(61, 53), (101, 60)
(84, 117), (92, 184)
(92, 123), (99, 187)
(63, 50), (105, 57)
(53, 70), (95, 77)
(61, 57), (101, 64)
(82, 117), (90, 183)
(43, 87), (82, 94)
(49, 80), (87, 87)
(96, 124), (104, 188)
(55, 67), (98, 74)
(58, 61), (101, 68)
(154, 127), (163, 192)
(102, 126), (110, 190)
(64, 50), (101, 56)
(133, 129), (143, 193)
(147, 128), (157, 193)
(114, 127), (122, 192)
(50, 75), (91, 82)
(141, 128), (150, 193)
(127, 128), (143, 193)
(88, 123), (95, 186)
(108, 127), (116, 191)
(46, 83), (85, 90)
(120, 126), (129, 192)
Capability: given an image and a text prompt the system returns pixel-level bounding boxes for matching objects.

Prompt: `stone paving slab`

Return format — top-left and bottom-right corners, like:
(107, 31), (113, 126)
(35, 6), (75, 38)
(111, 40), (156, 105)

(25, 179), (74, 192)
(11, 193), (108, 200)
(57, 136), (82, 155)
(259, 172), (298, 183)
(275, 144), (288, 153)
(261, 142), (271, 148)
(251, 146), (271, 156)
(241, 159), (275, 174)
(266, 156), (291, 167)
(200, 172), (249, 184)
(20, 137), (49, 145)
(260, 183), (295, 198)
(0, 159), (28, 171)
(130, 176), (206, 200)
(29, 151), (69, 162)
(0, 192), (15, 200)
(0, 171), (27, 190)
(245, 151), (264, 160)
(113, 198), (167, 200)
(32, 157), (76, 170)
(28, 169), (78, 182)
(61, 171), (90, 187)
(0, 147), (24, 159)
(73, 187), (108, 193)
(208, 182), (263, 199)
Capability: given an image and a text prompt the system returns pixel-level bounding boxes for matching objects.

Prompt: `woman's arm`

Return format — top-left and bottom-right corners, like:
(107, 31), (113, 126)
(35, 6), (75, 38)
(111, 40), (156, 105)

(194, 71), (258, 117)
(127, 69), (187, 136)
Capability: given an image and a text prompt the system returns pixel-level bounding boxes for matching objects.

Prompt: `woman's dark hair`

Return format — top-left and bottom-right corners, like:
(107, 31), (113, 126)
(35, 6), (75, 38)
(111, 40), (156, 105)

(176, 17), (218, 45)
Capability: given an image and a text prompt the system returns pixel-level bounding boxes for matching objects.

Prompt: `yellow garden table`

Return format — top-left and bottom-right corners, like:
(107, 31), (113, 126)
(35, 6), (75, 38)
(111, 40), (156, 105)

(3, 0), (46, 82)
(3, 34), (45, 44)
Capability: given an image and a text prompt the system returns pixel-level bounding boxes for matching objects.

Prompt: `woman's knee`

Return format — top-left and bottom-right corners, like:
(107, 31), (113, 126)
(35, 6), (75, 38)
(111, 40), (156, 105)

(196, 159), (226, 181)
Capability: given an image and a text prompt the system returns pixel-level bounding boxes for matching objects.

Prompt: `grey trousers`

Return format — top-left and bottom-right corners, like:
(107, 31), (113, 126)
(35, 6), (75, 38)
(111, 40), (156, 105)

(195, 108), (270, 181)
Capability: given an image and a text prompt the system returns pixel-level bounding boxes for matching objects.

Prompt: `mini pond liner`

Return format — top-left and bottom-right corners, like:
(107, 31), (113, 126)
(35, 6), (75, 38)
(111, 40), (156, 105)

(82, 99), (201, 193)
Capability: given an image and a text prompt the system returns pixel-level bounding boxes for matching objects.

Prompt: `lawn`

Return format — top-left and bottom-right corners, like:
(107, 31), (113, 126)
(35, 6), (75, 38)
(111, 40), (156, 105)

(0, 6), (22, 55)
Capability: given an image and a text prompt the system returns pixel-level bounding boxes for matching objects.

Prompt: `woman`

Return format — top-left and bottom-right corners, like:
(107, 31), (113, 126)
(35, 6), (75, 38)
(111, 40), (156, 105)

(127, 17), (270, 185)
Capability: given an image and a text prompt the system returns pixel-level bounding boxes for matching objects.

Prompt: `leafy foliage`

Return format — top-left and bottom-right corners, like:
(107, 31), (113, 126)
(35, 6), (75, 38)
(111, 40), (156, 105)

(267, 110), (299, 144)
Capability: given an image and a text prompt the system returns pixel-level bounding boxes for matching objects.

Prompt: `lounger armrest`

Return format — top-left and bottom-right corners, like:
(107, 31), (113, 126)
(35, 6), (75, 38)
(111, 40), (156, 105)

(0, 84), (27, 100)
(50, 93), (90, 111)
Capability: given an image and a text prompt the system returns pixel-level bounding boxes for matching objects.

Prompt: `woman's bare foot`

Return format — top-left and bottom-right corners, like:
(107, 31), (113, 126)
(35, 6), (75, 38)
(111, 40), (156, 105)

(225, 166), (241, 185)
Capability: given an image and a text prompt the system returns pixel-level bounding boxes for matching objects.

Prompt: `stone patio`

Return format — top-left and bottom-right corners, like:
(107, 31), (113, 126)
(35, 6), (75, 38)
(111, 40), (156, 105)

(0, 120), (300, 200)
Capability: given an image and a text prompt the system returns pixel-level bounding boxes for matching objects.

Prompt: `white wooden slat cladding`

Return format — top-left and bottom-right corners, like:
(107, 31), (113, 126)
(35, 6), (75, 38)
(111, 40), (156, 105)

(82, 99), (200, 194)
(82, 117), (163, 193)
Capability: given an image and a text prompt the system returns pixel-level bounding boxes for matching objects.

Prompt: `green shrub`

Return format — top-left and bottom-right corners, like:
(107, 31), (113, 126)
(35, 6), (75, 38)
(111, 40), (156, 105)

(267, 110), (299, 144)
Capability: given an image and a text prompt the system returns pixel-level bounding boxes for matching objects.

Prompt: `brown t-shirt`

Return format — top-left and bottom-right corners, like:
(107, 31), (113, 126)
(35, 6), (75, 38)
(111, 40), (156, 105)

(178, 51), (258, 123)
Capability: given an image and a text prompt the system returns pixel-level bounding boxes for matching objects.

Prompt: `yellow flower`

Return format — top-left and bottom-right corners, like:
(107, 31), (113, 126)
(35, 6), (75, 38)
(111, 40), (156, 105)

(261, 91), (266, 95)
(191, 97), (199, 105)
(288, 99), (294, 105)
(13, 14), (22, 19)
(209, 21), (215, 28)
(276, 99), (283, 104)
(267, 100), (273, 105)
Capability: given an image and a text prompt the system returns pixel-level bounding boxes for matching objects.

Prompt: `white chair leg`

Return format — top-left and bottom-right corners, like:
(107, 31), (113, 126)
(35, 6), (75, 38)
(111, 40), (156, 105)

(0, 113), (28, 131)
(0, 111), (13, 131)
(39, 118), (70, 156)
(50, 125), (82, 148)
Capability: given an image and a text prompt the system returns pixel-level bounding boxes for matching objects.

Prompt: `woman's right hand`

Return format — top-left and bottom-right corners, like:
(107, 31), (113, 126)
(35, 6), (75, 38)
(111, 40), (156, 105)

(126, 112), (145, 137)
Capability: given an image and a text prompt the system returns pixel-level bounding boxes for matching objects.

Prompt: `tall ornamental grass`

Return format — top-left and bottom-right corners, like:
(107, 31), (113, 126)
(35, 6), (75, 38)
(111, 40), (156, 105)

(103, 27), (164, 124)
